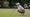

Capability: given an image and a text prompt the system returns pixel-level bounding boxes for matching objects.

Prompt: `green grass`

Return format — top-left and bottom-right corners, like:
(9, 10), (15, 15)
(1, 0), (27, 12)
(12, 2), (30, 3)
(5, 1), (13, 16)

(0, 9), (30, 17)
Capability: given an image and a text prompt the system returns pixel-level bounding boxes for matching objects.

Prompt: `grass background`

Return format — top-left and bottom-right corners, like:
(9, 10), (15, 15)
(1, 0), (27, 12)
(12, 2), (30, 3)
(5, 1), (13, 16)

(0, 9), (30, 17)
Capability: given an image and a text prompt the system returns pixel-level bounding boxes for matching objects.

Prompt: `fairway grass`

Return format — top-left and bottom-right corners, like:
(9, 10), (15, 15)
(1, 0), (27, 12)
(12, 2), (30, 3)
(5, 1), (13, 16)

(0, 9), (30, 17)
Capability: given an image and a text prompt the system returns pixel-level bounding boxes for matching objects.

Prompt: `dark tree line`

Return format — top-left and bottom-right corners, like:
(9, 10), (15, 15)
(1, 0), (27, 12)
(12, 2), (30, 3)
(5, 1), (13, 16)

(0, 0), (29, 8)
(7, 0), (26, 8)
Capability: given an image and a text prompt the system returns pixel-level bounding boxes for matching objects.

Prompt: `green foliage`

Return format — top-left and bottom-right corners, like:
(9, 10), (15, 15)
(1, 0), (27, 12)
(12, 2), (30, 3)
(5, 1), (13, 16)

(25, 2), (28, 4)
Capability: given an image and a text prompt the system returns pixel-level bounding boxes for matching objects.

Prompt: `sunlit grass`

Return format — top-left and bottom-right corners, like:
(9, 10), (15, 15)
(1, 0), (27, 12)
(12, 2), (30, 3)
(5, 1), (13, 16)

(0, 9), (30, 17)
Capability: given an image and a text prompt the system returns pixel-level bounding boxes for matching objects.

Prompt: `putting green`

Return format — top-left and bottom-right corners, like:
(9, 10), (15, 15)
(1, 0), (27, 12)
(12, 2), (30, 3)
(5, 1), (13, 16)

(0, 9), (30, 17)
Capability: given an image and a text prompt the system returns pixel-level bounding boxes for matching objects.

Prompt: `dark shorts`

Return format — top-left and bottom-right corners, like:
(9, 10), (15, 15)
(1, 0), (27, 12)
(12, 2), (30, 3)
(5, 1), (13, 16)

(22, 10), (25, 13)
(18, 10), (25, 13)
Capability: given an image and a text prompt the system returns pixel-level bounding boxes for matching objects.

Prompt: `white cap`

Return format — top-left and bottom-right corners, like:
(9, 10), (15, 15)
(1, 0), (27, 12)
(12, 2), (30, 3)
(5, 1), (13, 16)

(16, 3), (20, 5)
